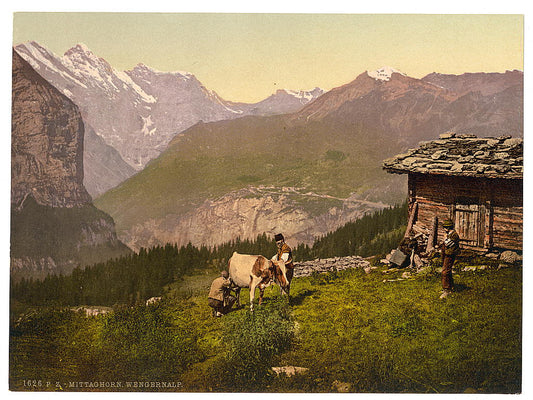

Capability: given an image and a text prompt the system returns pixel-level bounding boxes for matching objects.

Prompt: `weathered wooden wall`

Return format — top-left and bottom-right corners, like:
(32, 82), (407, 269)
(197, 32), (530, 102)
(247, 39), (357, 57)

(407, 173), (522, 251)
(492, 207), (522, 250)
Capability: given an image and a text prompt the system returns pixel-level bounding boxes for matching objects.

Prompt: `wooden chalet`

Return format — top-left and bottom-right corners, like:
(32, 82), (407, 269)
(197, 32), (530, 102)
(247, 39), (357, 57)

(383, 133), (523, 252)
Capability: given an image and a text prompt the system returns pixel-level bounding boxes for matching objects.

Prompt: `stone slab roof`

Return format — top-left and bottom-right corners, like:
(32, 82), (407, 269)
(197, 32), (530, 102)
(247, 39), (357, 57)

(382, 133), (523, 179)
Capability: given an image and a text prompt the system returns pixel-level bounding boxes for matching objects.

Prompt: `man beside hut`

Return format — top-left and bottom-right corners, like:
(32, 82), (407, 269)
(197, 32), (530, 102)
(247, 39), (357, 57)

(440, 219), (461, 299)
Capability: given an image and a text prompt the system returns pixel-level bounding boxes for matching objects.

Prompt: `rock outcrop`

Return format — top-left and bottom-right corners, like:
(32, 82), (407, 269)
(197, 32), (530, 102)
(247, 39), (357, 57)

(11, 50), (130, 280)
(117, 186), (386, 251)
(12, 50), (92, 208)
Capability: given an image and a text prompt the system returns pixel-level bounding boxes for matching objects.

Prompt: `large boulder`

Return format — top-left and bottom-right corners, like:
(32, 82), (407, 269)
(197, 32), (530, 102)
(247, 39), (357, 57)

(499, 251), (521, 264)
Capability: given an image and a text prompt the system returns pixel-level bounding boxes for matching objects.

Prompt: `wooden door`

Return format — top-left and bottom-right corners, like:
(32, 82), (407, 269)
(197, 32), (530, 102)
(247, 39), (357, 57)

(454, 203), (485, 248)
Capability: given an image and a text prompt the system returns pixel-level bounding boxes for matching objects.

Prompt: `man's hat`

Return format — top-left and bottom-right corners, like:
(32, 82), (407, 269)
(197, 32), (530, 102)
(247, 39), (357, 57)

(442, 219), (454, 229)
(274, 233), (284, 242)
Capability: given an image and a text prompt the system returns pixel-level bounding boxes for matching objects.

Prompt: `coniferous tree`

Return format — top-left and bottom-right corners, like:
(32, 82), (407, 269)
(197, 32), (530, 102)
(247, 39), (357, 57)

(11, 202), (407, 306)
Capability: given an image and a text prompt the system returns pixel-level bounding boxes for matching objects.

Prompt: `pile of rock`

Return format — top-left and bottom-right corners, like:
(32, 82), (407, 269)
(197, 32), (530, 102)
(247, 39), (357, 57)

(71, 306), (111, 317)
(294, 256), (371, 277)
(292, 249), (521, 280)
(495, 250), (522, 264)
(271, 366), (309, 377)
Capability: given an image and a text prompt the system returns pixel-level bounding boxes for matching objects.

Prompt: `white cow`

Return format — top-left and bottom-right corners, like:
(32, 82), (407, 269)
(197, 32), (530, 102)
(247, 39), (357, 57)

(228, 252), (289, 311)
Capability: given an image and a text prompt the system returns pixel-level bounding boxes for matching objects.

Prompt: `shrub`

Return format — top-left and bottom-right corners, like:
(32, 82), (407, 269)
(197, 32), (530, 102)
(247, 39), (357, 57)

(96, 304), (203, 381)
(207, 298), (295, 391)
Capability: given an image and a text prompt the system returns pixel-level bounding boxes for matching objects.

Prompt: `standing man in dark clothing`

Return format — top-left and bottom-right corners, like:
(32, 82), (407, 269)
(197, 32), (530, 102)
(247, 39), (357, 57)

(440, 219), (460, 299)
(208, 271), (236, 316)
(271, 233), (294, 295)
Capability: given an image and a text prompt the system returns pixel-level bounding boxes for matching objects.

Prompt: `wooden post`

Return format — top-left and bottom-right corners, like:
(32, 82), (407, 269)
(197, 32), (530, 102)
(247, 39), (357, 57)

(487, 201), (494, 251)
(478, 203), (486, 248)
(426, 215), (438, 253)
(404, 201), (418, 238)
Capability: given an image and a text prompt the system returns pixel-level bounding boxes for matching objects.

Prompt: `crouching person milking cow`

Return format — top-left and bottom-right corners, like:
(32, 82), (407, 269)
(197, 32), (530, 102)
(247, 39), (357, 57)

(228, 251), (290, 311)
(208, 271), (237, 317)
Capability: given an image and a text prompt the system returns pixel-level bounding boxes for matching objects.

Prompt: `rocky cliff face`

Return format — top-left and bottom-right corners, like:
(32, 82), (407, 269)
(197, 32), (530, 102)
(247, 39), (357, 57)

(11, 50), (91, 208)
(83, 124), (136, 198)
(118, 186), (386, 251)
(11, 50), (130, 280)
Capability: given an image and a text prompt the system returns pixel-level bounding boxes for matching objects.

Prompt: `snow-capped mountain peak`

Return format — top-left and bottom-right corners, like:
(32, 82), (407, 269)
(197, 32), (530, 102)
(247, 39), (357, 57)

(19, 40), (48, 55)
(53, 44), (157, 104)
(281, 87), (325, 101)
(63, 43), (102, 65)
(367, 66), (406, 81)
(132, 63), (195, 80)
(16, 41), (59, 71)
(62, 44), (110, 79)
(70, 43), (93, 55)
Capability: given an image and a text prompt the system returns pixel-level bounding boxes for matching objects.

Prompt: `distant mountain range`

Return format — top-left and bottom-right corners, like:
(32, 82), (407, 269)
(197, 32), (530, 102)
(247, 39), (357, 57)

(94, 66), (523, 250)
(294, 67), (523, 146)
(14, 41), (325, 197)
(13, 40), (523, 250)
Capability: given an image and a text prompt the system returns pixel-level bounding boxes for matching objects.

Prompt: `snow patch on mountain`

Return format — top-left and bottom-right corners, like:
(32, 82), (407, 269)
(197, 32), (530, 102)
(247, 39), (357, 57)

(115, 70), (157, 103)
(19, 41), (55, 70)
(210, 90), (244, 114)
(283, 88), (325, 102)
(367, 66), (406, 81)
(134, 63), (194, 81)
(62, 88), (74, 98)
(141, 115), (157, 136)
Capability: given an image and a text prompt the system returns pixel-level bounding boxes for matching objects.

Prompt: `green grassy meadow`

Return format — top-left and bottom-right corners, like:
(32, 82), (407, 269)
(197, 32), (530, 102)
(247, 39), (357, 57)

(10, 258), (521, 393)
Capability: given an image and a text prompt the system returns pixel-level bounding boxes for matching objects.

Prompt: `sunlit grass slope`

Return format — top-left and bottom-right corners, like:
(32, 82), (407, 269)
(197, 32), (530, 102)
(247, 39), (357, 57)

(176, 262), (521, 393)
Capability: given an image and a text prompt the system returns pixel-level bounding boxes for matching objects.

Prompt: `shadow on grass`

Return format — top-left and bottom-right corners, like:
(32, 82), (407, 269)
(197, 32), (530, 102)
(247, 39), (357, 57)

(289, 289), (319, 306)
(220, 287), (319, 312)
(454, 283), (471, 293)
(223, 306), (243, 315)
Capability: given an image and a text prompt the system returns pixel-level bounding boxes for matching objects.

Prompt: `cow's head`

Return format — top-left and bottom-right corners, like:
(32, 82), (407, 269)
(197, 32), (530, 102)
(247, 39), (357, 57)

(270, 259), (289, 290)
